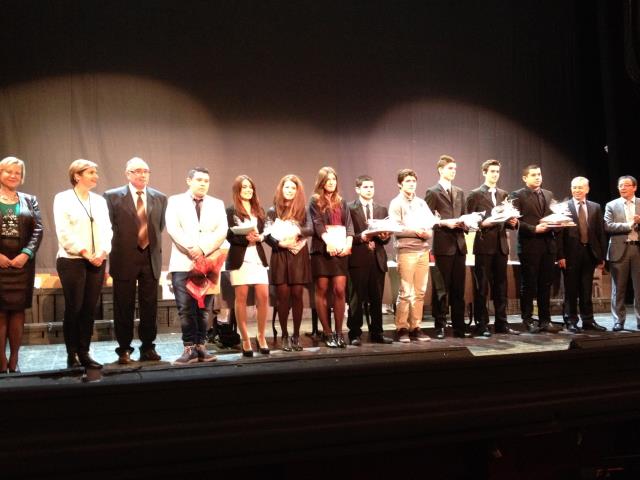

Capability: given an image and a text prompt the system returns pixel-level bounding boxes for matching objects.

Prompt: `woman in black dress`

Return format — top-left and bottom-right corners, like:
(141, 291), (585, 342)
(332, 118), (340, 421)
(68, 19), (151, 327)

(265, 174), (312, 352)
(0, 157), (43, 373)
(308, 166), (354, 348)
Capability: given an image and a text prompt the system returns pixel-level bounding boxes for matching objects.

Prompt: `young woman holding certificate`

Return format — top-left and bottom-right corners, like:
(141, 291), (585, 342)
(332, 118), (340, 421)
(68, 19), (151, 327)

(225, 175), (269, 357)
(308, 167), (354, 348)
(264, 174), (312, 352)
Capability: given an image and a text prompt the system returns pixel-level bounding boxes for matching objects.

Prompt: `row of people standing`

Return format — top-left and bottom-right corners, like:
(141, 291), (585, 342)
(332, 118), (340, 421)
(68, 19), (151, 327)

(1, 154), (638, 371)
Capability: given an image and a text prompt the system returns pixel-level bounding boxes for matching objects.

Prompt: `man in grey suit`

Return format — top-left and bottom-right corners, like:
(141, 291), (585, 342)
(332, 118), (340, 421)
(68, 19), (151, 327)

(604, 175), (640, 331)
(104, 157), (167, 364)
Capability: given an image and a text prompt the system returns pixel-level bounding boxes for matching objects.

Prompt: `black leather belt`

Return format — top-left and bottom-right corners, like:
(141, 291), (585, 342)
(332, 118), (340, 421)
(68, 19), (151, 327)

(625, 240), (640, 245)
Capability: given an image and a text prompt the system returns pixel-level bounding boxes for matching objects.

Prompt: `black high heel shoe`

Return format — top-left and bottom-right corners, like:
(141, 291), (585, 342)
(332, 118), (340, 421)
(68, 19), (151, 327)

(241, 340), (254, 357)
(323, 332), (338, 348)
(255, 337), (270, 355)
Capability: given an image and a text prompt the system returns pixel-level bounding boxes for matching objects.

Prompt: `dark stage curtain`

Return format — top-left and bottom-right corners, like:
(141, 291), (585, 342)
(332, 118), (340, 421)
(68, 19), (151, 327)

(0, 0), (611, 271)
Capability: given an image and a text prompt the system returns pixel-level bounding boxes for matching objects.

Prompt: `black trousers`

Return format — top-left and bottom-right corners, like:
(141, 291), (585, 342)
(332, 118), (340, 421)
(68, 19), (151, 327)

(347, 260), (385, 339)
(562, 244), (598, 324)
(432, 252), (466, 333)
(57, 258), (106, 355)
(471, 253), (508, 329)
(518, 250), (555, 323)
(112, 248), (159, 355)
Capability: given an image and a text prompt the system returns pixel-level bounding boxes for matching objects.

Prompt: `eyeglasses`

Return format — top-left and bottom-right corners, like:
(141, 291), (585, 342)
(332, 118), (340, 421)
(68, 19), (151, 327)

(128, 169), (150, 175)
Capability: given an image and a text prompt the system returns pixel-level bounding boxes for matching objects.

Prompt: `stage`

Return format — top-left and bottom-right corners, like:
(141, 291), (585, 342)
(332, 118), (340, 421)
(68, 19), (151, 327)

(3, 313), (640, 479)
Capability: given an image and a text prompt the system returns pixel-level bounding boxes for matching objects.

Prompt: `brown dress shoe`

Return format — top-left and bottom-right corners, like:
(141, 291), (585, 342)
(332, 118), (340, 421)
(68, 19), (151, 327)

(139, 349), (162, 362)
(118, 351), (132, 365)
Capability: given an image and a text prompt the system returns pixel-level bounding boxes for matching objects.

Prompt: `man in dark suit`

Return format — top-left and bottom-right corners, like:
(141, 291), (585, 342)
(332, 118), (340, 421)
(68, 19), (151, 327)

(425, 155), (469, 339)
(104, 157), (167, 364)
(347, 175), (393, 345)
(508, 164), (561, 334)
(465, 159), (520, 337)
(557, 177), (607, 332)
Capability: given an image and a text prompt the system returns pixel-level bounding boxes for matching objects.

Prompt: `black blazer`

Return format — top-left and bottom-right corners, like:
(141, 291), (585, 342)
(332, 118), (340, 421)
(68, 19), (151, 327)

(424, 183), (467, 255)
(225, 206), (268, 271)
(508, 187), (557, 256)
(465, 185), (511, 256)
(557, 199), (606, 263)
(104, 185), (167, 280)
(0, 192), (43, 256)
(308, 197), (355, 255)
(348, 200), (389, 272)
(263, 207), (313, 252)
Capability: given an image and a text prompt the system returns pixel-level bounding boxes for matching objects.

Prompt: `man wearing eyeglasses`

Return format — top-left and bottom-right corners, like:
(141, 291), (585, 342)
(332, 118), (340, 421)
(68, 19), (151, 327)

(104, 157), (167, 364)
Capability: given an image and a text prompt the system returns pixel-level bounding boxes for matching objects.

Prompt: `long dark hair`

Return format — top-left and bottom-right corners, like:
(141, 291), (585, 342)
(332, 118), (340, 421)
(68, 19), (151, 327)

(274, 174), (307, 223)
(232, 175), (265, 221)
(312, 166), (342, 214)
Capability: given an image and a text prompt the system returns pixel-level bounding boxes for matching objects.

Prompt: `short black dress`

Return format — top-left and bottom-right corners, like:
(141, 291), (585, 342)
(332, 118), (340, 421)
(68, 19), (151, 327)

(264, 207), (312, 285)
(0, 194), (43, 310)
(308, 197), (354, 278)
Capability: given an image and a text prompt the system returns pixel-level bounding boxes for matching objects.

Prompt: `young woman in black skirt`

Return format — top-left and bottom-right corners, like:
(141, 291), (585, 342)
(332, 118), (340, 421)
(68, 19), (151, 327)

(308, 167), (354, 348)
(264, 174), (312, 352)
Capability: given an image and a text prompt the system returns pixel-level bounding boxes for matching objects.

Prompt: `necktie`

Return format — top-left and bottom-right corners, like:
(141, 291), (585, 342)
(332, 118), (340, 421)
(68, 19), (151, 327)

(536, 190), (545, 213)
(365, 203), (371, 222)
(447, 188), (453, 204)
(194, 198), (203, 221)
(489, 188), (497, 206)
(136, 191), (149, 250)
(628, 201), (639, 240)
(578, 201), (588, 244)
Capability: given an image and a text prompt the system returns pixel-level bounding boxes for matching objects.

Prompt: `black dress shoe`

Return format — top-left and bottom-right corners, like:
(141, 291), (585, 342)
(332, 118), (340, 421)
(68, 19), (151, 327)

(139, 349), (162, 361)
(494, 326), (521, 335)
(78, 353), (103, 369)
(564, 323), (581, 334)
(118, 351), (132, 365)
(453, 331), (472, 339)
(539, 321), (561, 333)
(474, 327), (492, 338)
(582, 322), (607, 332)
(370, 334), (393, 344)
(613, 323), (624, 332)
(435, 328), (445, 339)
(67, 353), (81, 368)
(524, 320), (541, 334)
(350, 336), (362, 346)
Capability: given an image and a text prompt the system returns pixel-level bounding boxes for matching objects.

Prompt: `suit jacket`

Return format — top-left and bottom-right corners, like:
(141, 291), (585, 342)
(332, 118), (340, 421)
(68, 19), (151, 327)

(557, 199), (606, 263)
(604, 197), (640, 262)
(465, 185), (510, 256)
(424, 183), (467, 255)
(104, 185), (167, 280)
(508, 187), (557, 256)
(308, 197), (355, 255)
(348, 200), (389, 272)
(225, 206), (268, 271)
(165, 191), (228, 272)
(0, 192), (43, 256)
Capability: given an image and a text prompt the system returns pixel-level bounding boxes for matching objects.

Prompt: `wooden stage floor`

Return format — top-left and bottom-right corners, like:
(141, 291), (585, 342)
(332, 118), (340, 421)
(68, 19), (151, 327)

(2, 312), (637, 380)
